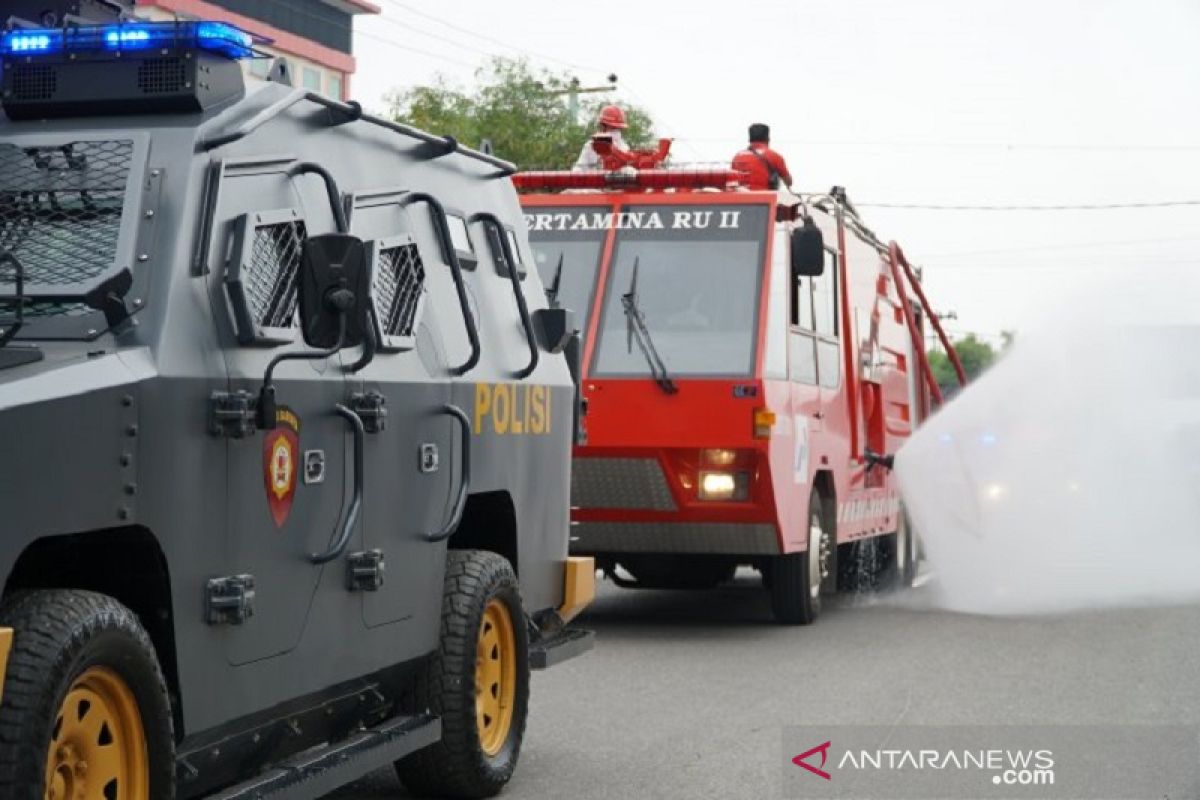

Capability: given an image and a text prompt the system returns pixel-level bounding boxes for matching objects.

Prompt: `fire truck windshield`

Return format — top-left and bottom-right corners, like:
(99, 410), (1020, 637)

(528, 207), (605, 323)
(591, 203), (769, 378)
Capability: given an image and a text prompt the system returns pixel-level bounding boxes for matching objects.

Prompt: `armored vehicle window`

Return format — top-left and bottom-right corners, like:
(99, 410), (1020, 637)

(447, 214), (472, 254)
(224, 209), (307, 344)
(370, 235), (426, 348)
(505, 228), (523, 266)
(0, 139), (133, 289)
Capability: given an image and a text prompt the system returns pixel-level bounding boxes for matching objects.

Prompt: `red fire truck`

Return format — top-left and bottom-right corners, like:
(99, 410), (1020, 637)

(515, 140), (963, 624)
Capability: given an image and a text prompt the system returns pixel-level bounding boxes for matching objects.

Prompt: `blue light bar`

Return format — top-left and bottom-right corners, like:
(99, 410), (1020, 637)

(0, 21), (258, 60)
(2, 30), (64, 55)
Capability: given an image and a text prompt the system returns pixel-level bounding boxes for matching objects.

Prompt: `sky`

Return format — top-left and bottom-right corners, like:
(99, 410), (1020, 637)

(351, 0), (1200, 341)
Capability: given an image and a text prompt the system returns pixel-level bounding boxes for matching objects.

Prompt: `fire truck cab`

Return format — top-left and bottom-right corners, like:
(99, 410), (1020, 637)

(517, 146), (948, 624)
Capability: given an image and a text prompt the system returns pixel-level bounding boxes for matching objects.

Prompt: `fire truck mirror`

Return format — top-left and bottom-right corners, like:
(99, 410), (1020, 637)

(298, 233), (373, 349)
(790, 219), (826, 277)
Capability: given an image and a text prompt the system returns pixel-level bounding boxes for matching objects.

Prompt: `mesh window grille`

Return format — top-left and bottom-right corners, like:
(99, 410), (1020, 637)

(245, 220), (306, 330)
(0, 140), (133, 288)
(375, 242), (425, 339)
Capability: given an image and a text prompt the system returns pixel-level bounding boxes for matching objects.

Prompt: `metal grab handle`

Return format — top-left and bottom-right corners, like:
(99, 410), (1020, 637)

(310, 403), (365, 564)
(427, 404), (471, 543)
(470, 212), (539, 379)
(398, 193), (480, 376)
(201, 89), (517, 176)
(287, 162), (348, 233)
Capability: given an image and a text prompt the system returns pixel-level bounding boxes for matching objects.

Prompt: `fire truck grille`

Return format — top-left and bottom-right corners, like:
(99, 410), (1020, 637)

(0, 139), (132, 287)
(246, 220), (306, 329)
(571, 458), (677, 511)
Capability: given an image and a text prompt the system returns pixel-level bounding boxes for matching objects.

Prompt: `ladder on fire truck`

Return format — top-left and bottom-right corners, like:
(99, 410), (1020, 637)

(516, 136), (968, 419)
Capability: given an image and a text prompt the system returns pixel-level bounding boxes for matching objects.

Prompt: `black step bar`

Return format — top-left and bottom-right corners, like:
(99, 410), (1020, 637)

(204, 713), (440, 800)
(530, 627), (595, 670)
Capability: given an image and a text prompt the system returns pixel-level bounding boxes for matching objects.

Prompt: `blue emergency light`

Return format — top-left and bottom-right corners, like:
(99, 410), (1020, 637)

(1, 20), (259, 119)
(0, 20), (255, 60)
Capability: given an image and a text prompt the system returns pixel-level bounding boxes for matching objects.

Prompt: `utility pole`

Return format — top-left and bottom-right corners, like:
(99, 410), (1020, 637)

(546, 74), (619, 125)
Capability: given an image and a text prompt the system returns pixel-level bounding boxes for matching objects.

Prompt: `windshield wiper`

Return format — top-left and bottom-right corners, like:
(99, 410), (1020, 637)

(545, 252), (564, 309)
(621, 258), (678, 394)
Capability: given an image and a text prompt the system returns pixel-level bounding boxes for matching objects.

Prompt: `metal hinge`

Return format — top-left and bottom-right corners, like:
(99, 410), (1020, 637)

(209, 390), (256, 439)
(205, 574), (256, 625)
(350, 391), (387, 434)
(346, 550), (385, 592)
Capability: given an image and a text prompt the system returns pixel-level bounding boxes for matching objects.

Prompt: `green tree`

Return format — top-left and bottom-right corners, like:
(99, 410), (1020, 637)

(387, 57), (655, 169)
(928, 333), (1002, 391)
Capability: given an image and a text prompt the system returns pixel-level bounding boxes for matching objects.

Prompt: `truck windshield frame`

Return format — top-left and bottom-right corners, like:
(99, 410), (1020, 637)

(590, 202), (770, 380)
(527, 206), (607, 327)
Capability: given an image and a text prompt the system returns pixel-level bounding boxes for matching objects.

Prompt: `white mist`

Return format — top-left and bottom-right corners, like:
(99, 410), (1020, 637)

(896, 272), (1200, 614)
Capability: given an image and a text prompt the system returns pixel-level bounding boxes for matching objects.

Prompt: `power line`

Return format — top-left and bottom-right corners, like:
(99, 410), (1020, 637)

(376, 0), (608, 77)
(858, 200), (1200, 211)
(922, 234), (1200, 258)
(190, 0), (480, 70)
(675, 137), (1200, 153)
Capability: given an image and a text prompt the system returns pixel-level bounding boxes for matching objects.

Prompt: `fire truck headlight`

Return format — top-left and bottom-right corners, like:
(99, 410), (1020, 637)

(699, 471), (749, 501)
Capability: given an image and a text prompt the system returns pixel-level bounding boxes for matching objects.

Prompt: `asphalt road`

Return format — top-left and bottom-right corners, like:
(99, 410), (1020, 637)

(328, 571), (1200, 799)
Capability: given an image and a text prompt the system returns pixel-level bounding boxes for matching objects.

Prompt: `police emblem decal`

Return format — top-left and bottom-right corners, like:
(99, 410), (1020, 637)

(262, 407), (300, 528)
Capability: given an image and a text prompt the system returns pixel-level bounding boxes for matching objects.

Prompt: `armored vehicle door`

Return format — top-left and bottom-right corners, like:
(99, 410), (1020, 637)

(205, 155), (350, 665)
(346, 188), (456, 629)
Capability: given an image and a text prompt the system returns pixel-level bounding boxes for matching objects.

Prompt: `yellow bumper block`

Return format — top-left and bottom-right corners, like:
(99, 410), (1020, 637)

(557, 556), (596, 624)
(0, 628), (11, 706)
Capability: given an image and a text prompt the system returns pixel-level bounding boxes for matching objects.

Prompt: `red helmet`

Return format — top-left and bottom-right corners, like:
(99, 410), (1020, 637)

(598, 104), (627, 130)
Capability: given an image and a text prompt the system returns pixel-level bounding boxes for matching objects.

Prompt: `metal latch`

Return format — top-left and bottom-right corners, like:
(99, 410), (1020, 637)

(350, 391), (387, 434)
(208, 390), (256, 439)
(205, 574), (256, 625)
(346, 550), (385, 592)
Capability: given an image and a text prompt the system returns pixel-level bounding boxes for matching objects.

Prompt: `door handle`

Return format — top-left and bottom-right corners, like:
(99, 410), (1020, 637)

(427, 404), (471, 543)
(309, 403), (365, 564)
(398, 192), (481, 376)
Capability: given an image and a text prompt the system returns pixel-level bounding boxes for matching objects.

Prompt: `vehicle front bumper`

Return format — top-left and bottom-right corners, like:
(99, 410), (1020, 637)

(570, 520), (779, 555)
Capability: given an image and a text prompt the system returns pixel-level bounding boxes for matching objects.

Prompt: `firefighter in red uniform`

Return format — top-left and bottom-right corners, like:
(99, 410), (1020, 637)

(574, 104), (628, 170)
(732, 123), (793, 190)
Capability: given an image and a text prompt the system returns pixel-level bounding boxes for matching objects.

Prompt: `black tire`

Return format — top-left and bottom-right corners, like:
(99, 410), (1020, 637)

(879, 507), (919, 590)
(396, 550), (530, 799)
(0, 590), (175, 800)
(768, 490), (829, 625)
(617, 555), (737, 590)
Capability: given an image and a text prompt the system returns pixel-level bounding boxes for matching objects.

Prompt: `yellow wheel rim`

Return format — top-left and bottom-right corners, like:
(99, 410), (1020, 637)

(475, 598), (516, 757)
(45, 667), (149, 800)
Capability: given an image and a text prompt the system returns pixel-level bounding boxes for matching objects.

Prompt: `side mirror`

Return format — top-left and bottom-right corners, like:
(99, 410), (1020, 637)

(790, 218), (825, 277)
(298, 234), (372, 349)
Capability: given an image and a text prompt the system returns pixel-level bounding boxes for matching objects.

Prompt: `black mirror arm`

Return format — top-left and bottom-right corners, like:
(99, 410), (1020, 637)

(427, 404), (471, 543)
(398, 193), (480, 376)
(471, 212), (538, 379)
(310, 403), (365, 564)
(288, 162), (349, 234)
(257, 314), (346, 429)
(344, 308), (378, 374)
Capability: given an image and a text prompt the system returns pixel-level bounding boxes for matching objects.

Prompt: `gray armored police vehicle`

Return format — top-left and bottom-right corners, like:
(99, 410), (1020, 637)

(0, 2), (595, 798)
